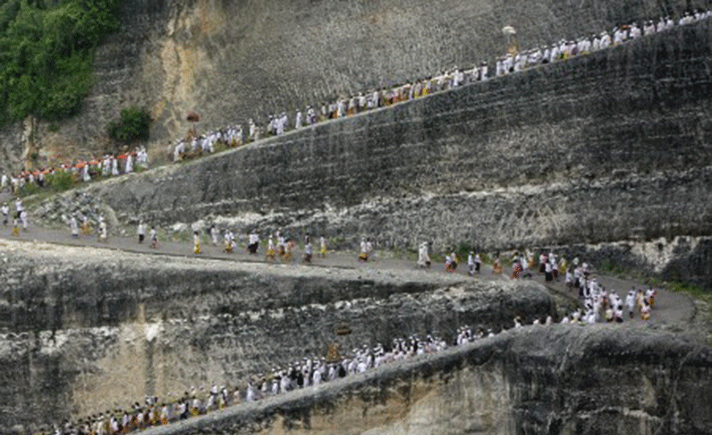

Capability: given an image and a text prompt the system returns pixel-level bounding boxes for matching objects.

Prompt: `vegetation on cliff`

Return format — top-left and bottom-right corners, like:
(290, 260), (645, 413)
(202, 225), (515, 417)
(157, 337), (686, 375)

(0, 0), (120, 124)
(106, 106), (151, 146)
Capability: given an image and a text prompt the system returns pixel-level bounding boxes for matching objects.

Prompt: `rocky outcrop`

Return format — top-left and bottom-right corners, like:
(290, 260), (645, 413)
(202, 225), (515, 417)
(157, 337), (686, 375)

(0, 241), (555, 431)
(0, 0), (709, 169)
(132, 326), (712, 435)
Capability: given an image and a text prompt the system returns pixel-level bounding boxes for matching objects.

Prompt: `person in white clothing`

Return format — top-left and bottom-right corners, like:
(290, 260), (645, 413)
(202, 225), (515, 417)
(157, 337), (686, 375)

(70, 215), (79, 238)
(150, 226), (158, 248)
(210, 225), (219, 246)
(98, 218), (107, 242)
(14, 198), (23, 220)
(1, 203), (8, 226)
(137, 221), (146, 243)
(125, 154), (134, 173)
(295, 110), (303, 129)
(19, 210), (27, 231)
(625, 289), (636, 318)
(417, 242), (431, 268)
(248, 230), (260, 254)
(358, 238), (371, 262)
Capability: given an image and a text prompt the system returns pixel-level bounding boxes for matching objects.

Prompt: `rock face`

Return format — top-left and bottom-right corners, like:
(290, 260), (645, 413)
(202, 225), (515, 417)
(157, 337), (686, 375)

(533, 236), (712, 289)
(134, 327), (712, 435)
(38, 22), (712, 252)
(0, 0), (708, 168)
(0, 241), (555, 431)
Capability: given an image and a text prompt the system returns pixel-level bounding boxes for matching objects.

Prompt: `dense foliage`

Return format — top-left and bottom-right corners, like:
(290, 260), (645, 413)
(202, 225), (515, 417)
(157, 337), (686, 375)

(0, 0), (121, 124)
(106, 106), (151, 144)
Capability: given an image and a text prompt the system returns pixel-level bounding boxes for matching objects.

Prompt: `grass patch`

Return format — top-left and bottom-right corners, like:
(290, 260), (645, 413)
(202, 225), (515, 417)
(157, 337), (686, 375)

(650, 278), (710, 299)
(17, 182), (41, 197)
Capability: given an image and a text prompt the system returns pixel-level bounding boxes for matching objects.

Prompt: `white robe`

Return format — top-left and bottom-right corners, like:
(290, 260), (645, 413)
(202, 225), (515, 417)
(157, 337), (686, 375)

(417, 243), (430, 266)
(295, 111), (303, 129)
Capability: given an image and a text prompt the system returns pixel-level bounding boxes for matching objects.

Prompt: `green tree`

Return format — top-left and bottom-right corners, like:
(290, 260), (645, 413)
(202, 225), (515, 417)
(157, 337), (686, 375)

(106, 106), (151, 145)
(0, 0), (121, 125)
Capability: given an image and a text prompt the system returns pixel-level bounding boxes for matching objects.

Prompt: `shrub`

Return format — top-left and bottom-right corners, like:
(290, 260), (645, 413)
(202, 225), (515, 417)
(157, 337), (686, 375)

(106, 106), (151, 145)
(18, 181), (40, 197)
(46, 170), (77, 192)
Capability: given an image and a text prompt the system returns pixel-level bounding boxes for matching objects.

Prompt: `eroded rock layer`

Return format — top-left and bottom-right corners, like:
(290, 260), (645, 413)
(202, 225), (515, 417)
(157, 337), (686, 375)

(136, 327), (712, 435)
(0, 241), (555, 431)
(43, 21), (712, 255)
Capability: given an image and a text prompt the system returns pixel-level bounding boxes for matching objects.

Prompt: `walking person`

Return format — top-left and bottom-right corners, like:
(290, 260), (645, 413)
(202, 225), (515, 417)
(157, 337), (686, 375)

(19, 210), (28, 231)
(98, 217), (108, 243)
(193, 230), (202, 254)
(70, 215), (79, 238)
(1, 202), (8, 226)
(417, 242), (431, 268)
(210, 225), (219, 246)
(303, 240), (313, 263)
(150, 226), (158, 248)
(544, 260), (553, 282)
(319, 236), (327, 258)
(138, 221), (146, 244)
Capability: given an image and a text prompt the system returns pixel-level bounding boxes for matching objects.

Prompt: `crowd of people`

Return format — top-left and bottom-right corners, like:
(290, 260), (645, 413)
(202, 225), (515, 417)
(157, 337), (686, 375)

(2, 198), (662, 435)
(1, 197), (27, 235)
(0, 147), (149, 196)
(63, 211), (662, 329)
(170, 9), (712, 163)
(3, 10), (711, 196)
(39, 270), (660, 435)
(5, 9), (694, 434)
(3, 193), (662, 330)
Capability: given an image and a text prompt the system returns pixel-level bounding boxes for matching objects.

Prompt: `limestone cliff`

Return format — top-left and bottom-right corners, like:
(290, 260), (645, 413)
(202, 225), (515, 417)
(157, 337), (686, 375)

(32, 20), (712, 288)
(0, 240), (555, 431)
(0, 0), (709, 168)
(133, 327), (712, 435)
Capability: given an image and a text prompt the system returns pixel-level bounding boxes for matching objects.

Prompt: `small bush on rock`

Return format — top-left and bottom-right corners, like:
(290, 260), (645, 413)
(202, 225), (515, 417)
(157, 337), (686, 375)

(46, 171), (77, 193)
(106, 106), (151, 145)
